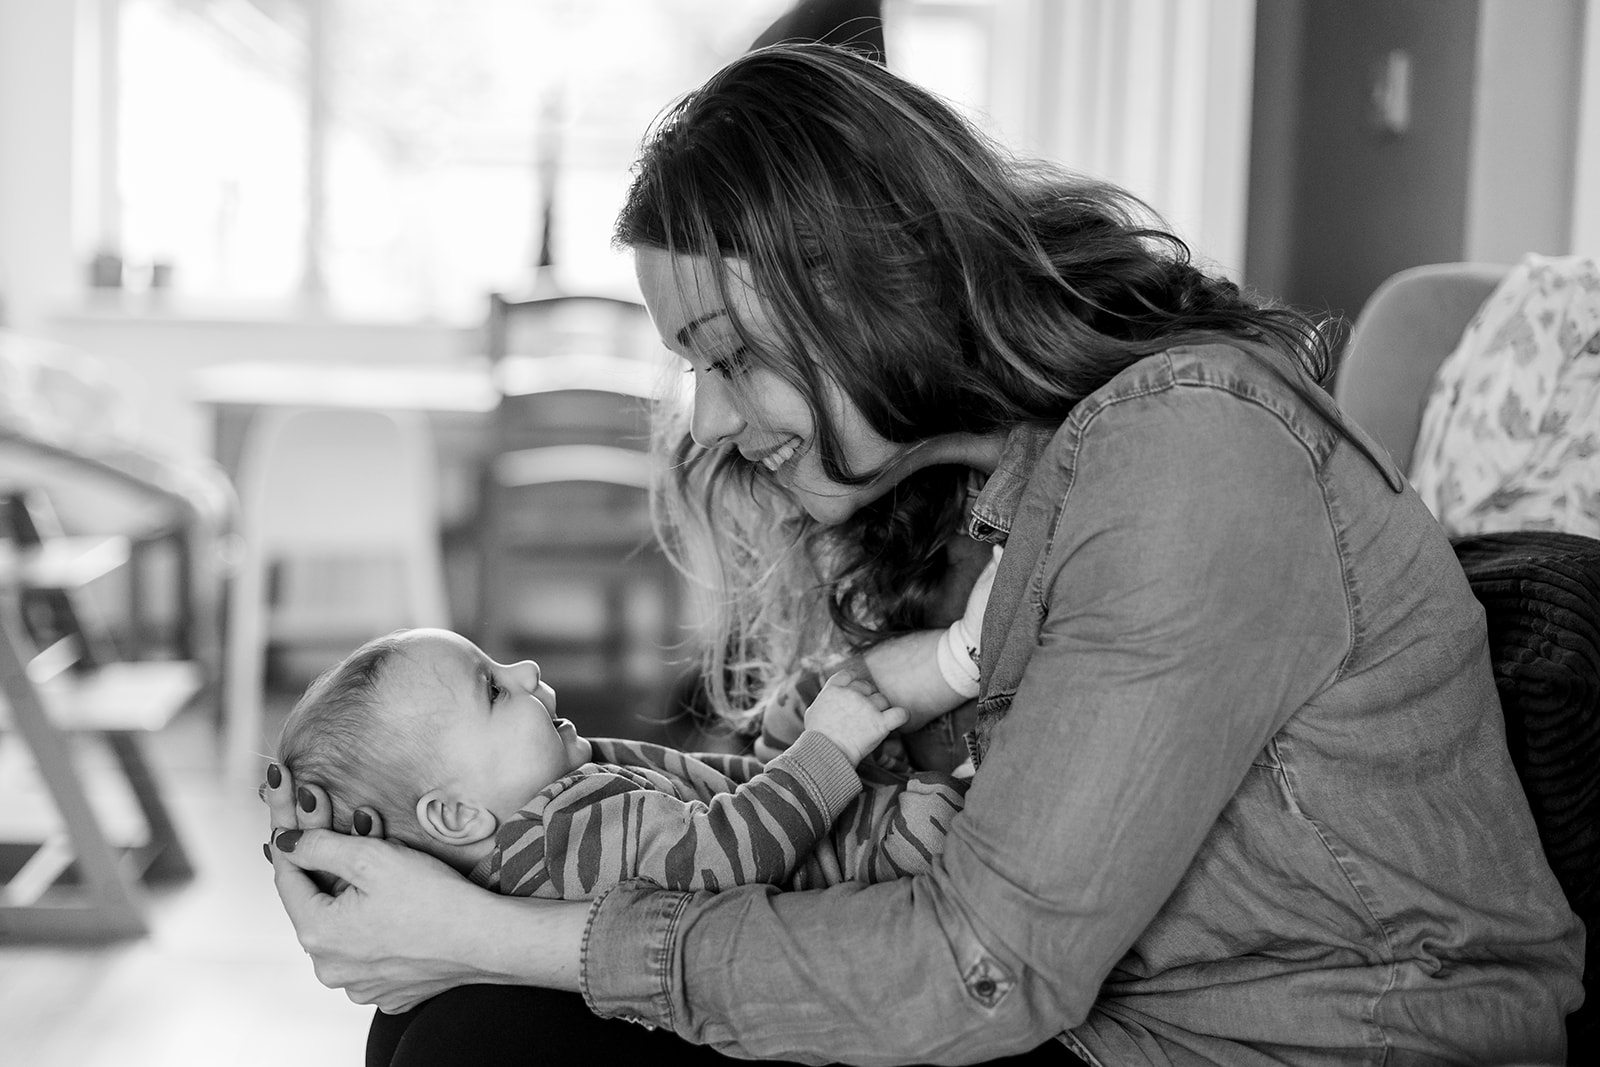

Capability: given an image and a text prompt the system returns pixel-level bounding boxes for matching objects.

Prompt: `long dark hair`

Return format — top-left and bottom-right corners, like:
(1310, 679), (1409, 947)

(616, 43), (1337, 728)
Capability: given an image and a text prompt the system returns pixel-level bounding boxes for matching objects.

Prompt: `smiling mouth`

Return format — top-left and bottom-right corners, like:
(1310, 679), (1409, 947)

(755, 439), (800, 473)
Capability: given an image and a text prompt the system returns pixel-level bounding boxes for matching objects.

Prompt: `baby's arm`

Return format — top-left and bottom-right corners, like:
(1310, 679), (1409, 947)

(756, 546), (1002, 757)
(861, 543), (1001, 730)
(495, 677), (905, 896)
(588, 737), (766, 793)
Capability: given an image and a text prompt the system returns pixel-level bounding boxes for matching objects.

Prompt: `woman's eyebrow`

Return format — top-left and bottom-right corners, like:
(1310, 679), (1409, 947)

(676, 309), (729, 347)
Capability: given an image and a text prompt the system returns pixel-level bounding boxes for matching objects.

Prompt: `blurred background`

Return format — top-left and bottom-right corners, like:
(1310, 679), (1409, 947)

(0, 0), (1596, 1064)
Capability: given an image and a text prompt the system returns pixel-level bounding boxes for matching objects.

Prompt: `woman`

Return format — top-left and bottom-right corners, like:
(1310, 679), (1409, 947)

(266, 44), (1583, 1065)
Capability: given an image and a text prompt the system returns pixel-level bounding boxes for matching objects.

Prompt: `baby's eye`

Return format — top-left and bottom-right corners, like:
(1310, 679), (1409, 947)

(488, 679), (507, 704)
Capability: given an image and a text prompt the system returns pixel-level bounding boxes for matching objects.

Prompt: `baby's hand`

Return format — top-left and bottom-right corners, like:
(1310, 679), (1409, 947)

(804, 671), (909, 766)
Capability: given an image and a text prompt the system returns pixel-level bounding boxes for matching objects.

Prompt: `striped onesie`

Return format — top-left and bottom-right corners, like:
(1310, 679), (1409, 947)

(466, 730), (968, 897)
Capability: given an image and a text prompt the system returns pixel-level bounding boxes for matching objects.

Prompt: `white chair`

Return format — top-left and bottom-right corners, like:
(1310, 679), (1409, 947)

(224, 406), (450, 781)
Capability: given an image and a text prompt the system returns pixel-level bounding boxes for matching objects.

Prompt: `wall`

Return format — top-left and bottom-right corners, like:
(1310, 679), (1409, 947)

(1576, 0), (1600, 254)
(1242, 0), (1305, 301)
(1465, 0), (1584, 262)
(1252, 0), (1480, 322)
(1247, 0), (1590, 326)
(0, 0), (84, 332)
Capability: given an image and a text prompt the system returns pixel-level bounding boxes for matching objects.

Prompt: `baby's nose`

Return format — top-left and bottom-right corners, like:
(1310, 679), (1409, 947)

(510, 659), (541, 691)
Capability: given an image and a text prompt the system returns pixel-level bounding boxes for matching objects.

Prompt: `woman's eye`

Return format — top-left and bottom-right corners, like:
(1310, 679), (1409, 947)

(683, 346), (750, 380)
(707, 346), (750, 379)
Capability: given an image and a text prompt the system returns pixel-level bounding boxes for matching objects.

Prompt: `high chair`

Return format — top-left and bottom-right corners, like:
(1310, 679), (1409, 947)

(474, 290), (684, 733)
(0, 490), (201, 940)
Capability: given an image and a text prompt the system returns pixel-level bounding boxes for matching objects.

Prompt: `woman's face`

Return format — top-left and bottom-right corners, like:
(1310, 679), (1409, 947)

(635, 247), (923, 525)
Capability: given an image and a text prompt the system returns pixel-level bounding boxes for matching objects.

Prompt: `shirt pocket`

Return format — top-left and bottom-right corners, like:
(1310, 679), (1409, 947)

(902, 701), (979, 774)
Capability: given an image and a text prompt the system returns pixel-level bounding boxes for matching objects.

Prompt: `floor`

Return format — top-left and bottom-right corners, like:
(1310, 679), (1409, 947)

(0, 659), (719, 1067)
(0, 695), (372, 1067)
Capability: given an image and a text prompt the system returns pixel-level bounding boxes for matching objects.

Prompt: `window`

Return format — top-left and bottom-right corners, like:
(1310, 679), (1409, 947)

(109, 0), (1255, 318)
(113, 0), (790, 320)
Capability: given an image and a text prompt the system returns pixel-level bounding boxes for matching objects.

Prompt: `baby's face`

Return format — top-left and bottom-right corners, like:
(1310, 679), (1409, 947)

(384, 629), (591, 819)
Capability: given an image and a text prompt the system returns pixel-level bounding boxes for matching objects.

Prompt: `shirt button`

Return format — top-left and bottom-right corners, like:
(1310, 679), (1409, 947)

(963, 957), (1015, 1009)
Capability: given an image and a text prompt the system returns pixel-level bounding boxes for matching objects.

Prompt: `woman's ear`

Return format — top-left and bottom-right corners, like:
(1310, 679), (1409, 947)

(415, 789), (498, 846)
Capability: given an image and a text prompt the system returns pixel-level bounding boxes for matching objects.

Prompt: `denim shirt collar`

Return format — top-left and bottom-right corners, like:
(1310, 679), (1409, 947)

(966, 422), (1058, 543)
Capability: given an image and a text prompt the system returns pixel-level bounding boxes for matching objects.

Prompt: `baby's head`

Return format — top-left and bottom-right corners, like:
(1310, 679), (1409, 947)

(276, 628), (589, 865)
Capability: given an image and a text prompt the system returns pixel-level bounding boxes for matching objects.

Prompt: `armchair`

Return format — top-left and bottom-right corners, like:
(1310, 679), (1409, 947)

(1340, 266), (1597, 1057)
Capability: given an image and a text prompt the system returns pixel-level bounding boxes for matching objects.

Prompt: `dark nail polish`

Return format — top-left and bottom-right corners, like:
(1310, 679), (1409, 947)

(297, 787), (317, 813)
(263, 842), (273, 863)
(353, 810), (372, 836)
(274, 829), (303, 853)
(266, 763), (282, 789)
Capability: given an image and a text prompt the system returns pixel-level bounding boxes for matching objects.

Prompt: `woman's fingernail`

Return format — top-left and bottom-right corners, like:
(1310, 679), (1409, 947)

(274, 829), (303, 853)
(353, 810), (373, 836)
(297, 787), (317, 813)
(266, 763), (282, 789)
(263, 843), (273, 864)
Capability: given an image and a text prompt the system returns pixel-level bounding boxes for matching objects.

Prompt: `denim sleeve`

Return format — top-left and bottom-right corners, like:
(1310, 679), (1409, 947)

(582, 386), (1350, 1064)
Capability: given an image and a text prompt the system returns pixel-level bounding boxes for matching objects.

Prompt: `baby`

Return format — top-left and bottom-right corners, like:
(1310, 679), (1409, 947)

(275, 626), (980, 897)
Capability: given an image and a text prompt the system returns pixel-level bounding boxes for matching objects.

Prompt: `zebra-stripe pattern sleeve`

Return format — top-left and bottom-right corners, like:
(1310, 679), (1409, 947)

(587, 737), (766, 798)
(487, 730), (862, 898)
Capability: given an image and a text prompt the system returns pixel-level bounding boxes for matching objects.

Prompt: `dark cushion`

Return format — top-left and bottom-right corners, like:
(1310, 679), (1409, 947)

(1453, 530), (1600, 1058)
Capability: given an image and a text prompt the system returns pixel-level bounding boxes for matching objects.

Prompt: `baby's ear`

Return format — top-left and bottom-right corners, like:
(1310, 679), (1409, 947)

(415, 789), (498, 846)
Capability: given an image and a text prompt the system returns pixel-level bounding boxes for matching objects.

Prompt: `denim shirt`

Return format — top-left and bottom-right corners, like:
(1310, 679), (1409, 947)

(581, 344), (1584, 1066)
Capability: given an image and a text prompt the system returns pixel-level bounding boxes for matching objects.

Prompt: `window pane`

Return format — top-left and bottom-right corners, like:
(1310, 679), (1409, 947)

(321, 0), (789, 320)
(885, 1), (994, 131)
(120, 0), (308, 300)
(117, 0), (803, 318)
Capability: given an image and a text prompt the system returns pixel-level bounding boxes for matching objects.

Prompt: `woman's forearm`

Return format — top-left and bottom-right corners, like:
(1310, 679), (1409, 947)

(465, 892), (588, 992)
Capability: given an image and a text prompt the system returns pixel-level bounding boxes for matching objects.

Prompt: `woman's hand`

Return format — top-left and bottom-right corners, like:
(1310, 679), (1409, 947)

(263, 762), (492, 1013)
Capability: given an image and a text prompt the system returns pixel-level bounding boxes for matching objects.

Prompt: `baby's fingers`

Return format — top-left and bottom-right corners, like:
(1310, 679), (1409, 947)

(829, 670), (882, 700)
(821, 668), (857, 692)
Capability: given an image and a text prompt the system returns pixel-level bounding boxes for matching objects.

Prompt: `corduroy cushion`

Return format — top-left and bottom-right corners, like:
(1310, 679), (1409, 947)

(1453, 530), (1600, 1058)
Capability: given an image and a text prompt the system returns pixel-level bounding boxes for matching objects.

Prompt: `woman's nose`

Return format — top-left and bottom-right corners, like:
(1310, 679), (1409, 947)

(689, 375), (745, 448)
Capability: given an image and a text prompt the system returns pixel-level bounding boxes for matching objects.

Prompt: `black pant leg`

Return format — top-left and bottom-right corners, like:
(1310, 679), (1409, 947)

(369, 985), (805, 1067)
(368, 984), (1080, 1066)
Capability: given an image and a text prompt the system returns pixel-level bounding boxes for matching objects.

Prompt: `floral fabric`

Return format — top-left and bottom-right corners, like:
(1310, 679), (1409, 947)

(1410, 254), (1600, 537)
